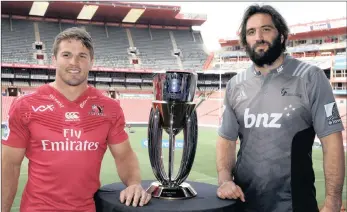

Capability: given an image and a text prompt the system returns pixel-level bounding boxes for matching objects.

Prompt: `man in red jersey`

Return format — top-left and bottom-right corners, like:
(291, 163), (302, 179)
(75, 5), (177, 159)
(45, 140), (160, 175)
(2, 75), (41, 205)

(2, 27), (151, 212)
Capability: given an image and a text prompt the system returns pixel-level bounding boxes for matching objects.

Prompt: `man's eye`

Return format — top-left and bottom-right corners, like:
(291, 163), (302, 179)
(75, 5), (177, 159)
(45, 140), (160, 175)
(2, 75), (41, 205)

(247, 30), (255, 35)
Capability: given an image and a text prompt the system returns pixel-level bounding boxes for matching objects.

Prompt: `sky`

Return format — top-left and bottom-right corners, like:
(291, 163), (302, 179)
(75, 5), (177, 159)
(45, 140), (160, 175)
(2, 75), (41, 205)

(144, 2), (347, 52)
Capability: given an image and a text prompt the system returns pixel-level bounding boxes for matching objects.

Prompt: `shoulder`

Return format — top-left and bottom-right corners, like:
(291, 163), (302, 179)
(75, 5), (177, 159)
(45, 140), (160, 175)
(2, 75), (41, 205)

(10, 91), (39, 111)
(92, 87), (120, 105)
(9, 86), (58, 119)
(18, 85), (53, 101)
(4, 92), (38, 122)
(91, 87), (123, 115)
(101, 95), (122, 109)
(284, 57), (323, 80)
(226, 66), (255, 93)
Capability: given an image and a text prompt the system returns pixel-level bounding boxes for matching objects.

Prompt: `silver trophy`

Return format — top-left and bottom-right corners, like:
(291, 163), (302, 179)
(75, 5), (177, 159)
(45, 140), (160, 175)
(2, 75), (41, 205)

(146, 70), (198, 199)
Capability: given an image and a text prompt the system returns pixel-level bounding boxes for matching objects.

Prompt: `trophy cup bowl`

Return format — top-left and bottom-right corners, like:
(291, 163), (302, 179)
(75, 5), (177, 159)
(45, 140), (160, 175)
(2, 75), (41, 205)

(146, 70), (198, 199)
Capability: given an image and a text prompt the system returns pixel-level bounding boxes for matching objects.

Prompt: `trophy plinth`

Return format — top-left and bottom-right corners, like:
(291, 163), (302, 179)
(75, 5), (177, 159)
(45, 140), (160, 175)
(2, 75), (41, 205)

(147, 70), (198, 200)
(147, 181), (197, 199)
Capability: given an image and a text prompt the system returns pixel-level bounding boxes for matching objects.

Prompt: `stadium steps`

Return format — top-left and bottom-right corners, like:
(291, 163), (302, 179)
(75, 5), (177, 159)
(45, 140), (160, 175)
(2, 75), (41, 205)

(126, 28), (135, 47)
(37, 21), (61, 64)
(169, 31), (184, 70)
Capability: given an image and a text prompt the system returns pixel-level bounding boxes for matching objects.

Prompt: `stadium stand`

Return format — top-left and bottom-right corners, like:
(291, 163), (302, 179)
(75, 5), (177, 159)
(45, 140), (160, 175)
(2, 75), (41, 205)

(131, 28), (178, 70)
(1, 2), (346, 131)
(2, 18), (207, 72)
(1, 19), (37, 64)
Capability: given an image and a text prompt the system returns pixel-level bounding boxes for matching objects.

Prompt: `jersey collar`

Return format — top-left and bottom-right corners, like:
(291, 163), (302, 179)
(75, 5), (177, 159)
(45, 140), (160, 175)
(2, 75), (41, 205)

(41, 84), (93, 106)
(252, 54), (292, 76)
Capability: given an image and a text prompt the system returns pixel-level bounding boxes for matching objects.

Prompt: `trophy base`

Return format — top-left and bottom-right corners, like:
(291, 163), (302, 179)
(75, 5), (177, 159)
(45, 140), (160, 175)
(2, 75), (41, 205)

(146, 181), (197, 200)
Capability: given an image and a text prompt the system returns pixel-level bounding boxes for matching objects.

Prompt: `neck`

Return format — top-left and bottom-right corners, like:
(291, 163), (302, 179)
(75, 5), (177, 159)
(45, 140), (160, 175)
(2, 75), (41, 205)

(50, 79), (88, 101)
(255, 54), (285, 75)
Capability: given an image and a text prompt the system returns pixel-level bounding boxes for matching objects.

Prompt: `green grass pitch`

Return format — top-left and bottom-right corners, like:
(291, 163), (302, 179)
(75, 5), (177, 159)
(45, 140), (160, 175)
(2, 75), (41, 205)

(4, 127), (347, 211)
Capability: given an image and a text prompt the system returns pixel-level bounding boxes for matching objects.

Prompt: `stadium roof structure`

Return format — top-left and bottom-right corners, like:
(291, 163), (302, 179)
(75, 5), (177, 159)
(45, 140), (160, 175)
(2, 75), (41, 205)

(1, 1), (207, 27)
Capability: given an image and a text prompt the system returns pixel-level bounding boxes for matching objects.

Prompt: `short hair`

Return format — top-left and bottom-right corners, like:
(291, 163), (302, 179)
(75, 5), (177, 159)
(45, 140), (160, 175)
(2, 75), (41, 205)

(52, 27), (94, 59)
(239, 4), (289, 52)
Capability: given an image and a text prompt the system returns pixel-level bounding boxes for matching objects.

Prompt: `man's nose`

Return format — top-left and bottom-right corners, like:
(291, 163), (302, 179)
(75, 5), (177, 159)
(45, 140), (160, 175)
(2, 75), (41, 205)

(255, 30), (264, 42)
(69, 56), (78, 65)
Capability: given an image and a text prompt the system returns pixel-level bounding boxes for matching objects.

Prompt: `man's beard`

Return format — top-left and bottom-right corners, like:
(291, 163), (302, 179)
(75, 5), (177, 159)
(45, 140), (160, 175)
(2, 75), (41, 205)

(245, 35), (283, 67)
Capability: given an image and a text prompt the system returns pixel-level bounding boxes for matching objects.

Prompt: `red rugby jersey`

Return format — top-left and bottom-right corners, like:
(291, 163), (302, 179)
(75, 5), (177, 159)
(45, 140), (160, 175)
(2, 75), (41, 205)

(2, 84), (128, 212)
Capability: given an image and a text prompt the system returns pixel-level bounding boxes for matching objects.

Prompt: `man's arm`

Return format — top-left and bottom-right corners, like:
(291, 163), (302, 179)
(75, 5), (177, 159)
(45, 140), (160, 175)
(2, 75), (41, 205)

(108, 139), (141, 186)
(216, 136), (237, 186)
(2, 98), (30, 212)
(320, 132), (345, 210)
(216, 78), (239, 186)
(108, 139), (151, 207)
(305, 68), (345, 210)
(2, 145), (26, 212)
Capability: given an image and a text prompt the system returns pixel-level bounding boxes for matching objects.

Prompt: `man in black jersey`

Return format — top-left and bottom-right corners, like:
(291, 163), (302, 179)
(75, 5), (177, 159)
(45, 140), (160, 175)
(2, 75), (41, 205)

(216, 4), (345, 212)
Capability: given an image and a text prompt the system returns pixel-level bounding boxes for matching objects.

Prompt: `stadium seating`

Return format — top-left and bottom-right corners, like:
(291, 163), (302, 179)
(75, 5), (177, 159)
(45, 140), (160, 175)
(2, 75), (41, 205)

(1, 18), (345, 134)
(37, 21), (61, 62)
(1, 18), (207, 72)
(2, 19), (37, 64)
(173, 30), (207, 71)
(131, 28), (178, 70)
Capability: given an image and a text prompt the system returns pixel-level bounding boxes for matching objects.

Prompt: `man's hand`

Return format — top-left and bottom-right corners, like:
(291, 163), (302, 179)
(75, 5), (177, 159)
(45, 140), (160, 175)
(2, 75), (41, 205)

(217, 180), (245, 202)
(320, 196), (342, 212)
(320, 205), (341, 212)
(119, 184), (151, 207)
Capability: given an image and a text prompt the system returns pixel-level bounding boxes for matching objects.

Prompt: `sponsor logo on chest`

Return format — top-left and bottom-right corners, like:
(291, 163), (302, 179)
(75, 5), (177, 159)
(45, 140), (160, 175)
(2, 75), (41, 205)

(32, 105), (54, 112)
(41, 128), (99, 151)
(281, 88), (302, 98)
(89, 104), (105, 116)
(65, 112), (80, 122)
(236, 89), (247, 103)
(244, 105), (297, 128)
(244, 108), (283, 128)
(49, 94), (64, 108)
(80, 96), (90, 108)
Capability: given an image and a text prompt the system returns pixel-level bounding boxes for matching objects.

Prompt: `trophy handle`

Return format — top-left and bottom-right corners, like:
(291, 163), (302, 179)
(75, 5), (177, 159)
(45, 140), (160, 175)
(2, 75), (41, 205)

(148, 107), (167, 184)
(174, 108), (198, 185)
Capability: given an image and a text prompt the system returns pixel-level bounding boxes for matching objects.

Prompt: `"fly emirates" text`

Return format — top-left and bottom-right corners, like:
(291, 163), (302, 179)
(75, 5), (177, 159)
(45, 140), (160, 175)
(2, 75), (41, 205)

(41, 129), (99, 151)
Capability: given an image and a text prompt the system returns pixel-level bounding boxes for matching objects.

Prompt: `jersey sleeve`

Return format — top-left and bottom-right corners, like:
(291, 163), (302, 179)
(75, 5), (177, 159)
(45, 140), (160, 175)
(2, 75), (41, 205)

(107, 102), (129, 145)
(218, 79), (239, 141)
(2, 98), (30, 148)
(307, 68), (345, 138)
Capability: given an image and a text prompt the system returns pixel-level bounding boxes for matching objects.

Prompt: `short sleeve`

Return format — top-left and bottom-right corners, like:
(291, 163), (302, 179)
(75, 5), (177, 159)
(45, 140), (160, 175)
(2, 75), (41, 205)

(107, 104), (129, 145)
(218, 80), (240, 141)
(2, 98), (30, 148)
(308, 68), (345, 138)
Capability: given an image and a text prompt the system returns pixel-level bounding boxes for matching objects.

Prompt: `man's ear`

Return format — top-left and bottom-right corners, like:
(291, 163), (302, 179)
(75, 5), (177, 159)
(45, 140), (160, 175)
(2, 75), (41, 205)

(281, 35), (284, 44)
(52, 54), (56, 66)
(90, 57), (95, 69)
